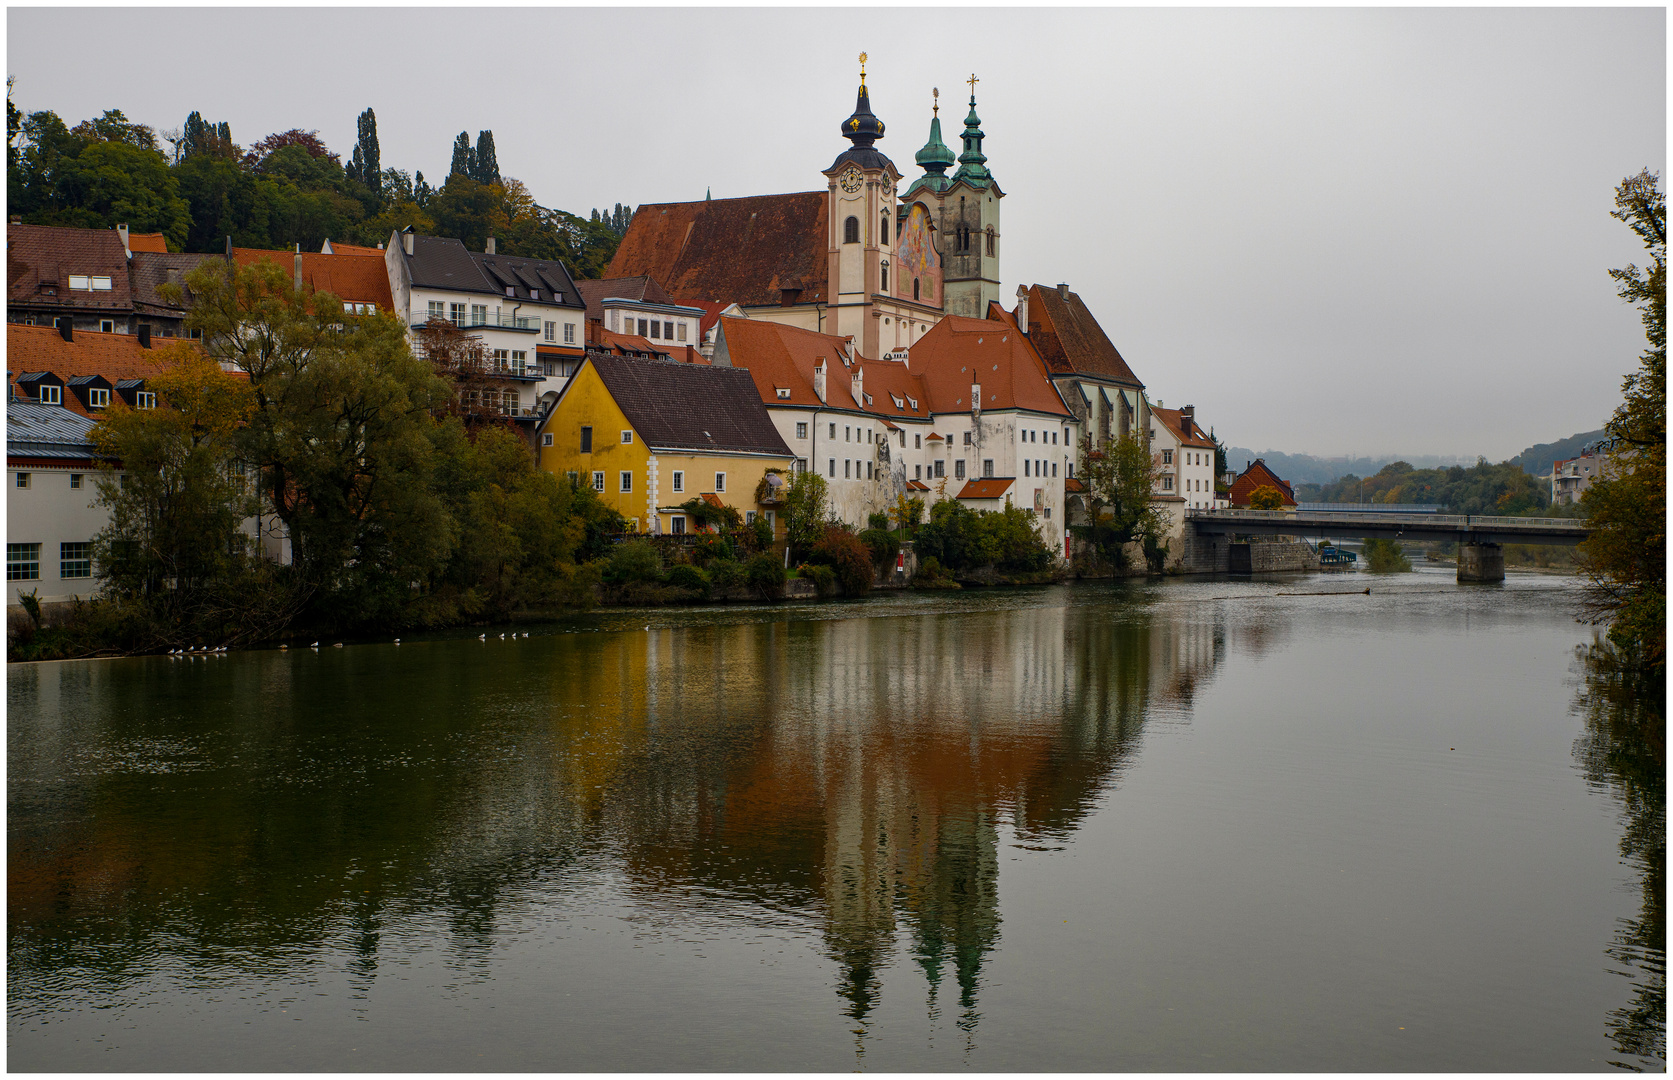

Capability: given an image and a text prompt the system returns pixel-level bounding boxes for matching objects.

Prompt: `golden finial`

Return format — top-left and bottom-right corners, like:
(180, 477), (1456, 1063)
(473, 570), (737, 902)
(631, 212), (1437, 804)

(859, 52), (868, 85)
(967, 73), (979, 97)
(933, 87), (939, 117)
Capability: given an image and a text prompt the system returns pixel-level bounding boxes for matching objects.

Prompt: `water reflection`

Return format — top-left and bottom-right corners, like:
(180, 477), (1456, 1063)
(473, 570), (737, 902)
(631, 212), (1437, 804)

(1571, 642), (1667, 1071)
(7, 593), (1229, 1051)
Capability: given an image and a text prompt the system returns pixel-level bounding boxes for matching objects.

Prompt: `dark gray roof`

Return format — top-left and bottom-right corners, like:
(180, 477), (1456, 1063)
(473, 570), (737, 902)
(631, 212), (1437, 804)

(585, 354), (794, 456)
(130, 251), (222, 318)
(7, 400), (99, 459)
(403, 234), (584, 310)
(574, 275), (674, 322)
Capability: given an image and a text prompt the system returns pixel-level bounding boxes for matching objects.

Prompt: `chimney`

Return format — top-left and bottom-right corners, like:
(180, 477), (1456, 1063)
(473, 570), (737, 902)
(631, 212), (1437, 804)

(971, 383), (982, 414)
(293, 250), (304, 292)
(1057, 283), (1069, 301)
(377, 241), (384, 250)
(486, 236), (496, 255)
(224, 235), (233, 257)
(137, 324), (151, 349)
(813, 360), (828, 404)
(843, 336), (856, 365)
(402, 227), (414, 256)
(116, 223), (131, 258)
(1015, 284), (1030, 334)
(58, 319), (73, 343)
(851, 364), (863, 403)
(1181, 404), (1194, 432)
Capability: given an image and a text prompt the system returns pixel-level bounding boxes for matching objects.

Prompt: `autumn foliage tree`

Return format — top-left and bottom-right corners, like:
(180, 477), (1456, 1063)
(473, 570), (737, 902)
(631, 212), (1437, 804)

(1579, 169), (1666, 668)
(1247, 484), (1286, 510)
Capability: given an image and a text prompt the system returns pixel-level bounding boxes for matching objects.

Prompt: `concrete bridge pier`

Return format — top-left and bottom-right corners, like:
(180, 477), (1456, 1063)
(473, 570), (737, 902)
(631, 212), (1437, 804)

(1457, 542), (1505, 583)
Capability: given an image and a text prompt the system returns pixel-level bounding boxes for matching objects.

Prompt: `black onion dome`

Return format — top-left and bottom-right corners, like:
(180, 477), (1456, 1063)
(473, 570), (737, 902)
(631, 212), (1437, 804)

(827, 81), (896, 175)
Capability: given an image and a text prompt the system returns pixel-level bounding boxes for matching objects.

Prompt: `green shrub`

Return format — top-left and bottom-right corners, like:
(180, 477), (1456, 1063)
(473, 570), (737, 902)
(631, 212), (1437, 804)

(707, 558), (746, 597)
(746, 552), (787, 601)
(811, 525), (872, 595)
(802, 563), (839, 597)
(690, 534), (733, 567)
(1363, 538), (1412, 572)
(603, 539), (662, 585)
(859, 527), (900, 568)
(664, 563), (712, 600)
(867, 512), (890, 531)
(913, 555), (960, 590)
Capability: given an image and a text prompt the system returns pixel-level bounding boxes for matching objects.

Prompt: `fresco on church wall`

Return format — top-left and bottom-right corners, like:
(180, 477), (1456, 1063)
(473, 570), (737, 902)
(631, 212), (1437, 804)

(896, 203), (942, 305)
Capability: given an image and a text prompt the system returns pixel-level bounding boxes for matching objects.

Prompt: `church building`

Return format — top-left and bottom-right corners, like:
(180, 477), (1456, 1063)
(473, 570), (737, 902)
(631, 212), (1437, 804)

(604, 58), (1004, 361)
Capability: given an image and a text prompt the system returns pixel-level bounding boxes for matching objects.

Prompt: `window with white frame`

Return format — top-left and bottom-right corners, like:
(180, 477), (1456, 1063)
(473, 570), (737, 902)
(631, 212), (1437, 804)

(1162, 475), (1174, 490)
(621, 430), (633, 444)
(796, 422), (808, 439)
(676, 323), (686, 342)
(983, 459), (994, 477)
(542, 433), (554, 447)
(955, 459), (965, 479)
(37, 385), (60, 406)
(9, 543), (41, 580)
(60, 542), (92, 579)
(88, 388), (109, 408)
(564, 323), (576, 344)
(136, 391), (156, 409)
(592, 471), (605, 491)
(449, 302), (466, 324)
(544, 321), (556, 341)
(1162, 450), (1173, 464)
(714, 472), (725, 493)
(663, 322), (673, 339)
(933, 460), (944, 478)
(429, 300), (446, 320)
(777, 388), (791, 399)
(512, 350), (527, 374)
(672, 471), (684, 493)
(100, 319), (114, 333)
(671, 516), (685, 535)
(471, 304), (487, 325)
(619, 471), (632, 493)
(69, 474), (82, 489)
(15, 472), (30, 489)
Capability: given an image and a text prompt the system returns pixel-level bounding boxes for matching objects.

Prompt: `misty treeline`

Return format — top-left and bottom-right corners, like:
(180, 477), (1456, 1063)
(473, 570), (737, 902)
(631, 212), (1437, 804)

(5, 85), (632, 277)
(8, 261), (626, 662)
(1297, 459), (1557, 515)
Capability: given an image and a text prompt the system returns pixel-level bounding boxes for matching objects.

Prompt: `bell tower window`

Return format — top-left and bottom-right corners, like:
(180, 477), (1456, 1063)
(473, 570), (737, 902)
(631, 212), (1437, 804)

(880, 213), (889, 245)
(844, 216), (860, 244)
(985, 226), (995, 256)
(880, 262), (888, 292)
(913, 277), (920, 301)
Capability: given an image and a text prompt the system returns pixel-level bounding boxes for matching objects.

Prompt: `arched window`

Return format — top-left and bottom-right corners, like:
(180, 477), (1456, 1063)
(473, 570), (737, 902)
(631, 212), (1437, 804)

(985, 227), (995, 256)
(880, 213), (889, 246)
(957, 225), (970, 252)
(913, 277), (920, 301)
(880, 262), (889, 292)
(844, 216), (859, 244)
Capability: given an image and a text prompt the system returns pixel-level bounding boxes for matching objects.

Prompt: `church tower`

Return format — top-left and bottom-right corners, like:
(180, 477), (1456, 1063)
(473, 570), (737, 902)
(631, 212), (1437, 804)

(824, 54), (901, 358)
(906, 76), (1003, 319)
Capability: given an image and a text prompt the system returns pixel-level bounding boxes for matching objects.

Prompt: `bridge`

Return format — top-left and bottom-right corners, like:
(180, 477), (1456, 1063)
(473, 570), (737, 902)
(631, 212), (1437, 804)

(1185, 508), (1591, 582)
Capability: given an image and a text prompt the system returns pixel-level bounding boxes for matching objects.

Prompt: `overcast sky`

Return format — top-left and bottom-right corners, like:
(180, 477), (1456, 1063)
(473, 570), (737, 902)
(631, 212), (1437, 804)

(9, 7), (1664, 460)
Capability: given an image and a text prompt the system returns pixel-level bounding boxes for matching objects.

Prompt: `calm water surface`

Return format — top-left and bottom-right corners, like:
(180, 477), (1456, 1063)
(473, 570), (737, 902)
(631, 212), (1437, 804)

(8, 566), (1664, 1070)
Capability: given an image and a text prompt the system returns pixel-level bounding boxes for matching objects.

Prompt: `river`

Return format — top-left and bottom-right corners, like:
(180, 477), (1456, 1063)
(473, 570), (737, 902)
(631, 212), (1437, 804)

(7, 566), (1664, 1071)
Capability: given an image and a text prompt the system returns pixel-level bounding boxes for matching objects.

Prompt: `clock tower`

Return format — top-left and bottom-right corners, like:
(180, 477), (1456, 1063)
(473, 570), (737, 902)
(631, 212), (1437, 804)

(824, 54), (902, 359)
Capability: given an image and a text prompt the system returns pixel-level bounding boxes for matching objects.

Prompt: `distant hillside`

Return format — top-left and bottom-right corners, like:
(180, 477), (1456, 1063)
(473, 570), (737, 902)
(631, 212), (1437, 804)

(1222, 448), (1475, 488)
(1506, 429), (1609, 477)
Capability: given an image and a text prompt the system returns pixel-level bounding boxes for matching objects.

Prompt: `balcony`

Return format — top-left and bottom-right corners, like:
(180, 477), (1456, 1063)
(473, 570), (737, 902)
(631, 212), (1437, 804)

(411, 312), (540, 333)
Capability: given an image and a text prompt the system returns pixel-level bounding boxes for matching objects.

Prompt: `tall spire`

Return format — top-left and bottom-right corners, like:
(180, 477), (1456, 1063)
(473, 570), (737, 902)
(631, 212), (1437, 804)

(907, 87), (955, 197)
(951, 74), (991, 187)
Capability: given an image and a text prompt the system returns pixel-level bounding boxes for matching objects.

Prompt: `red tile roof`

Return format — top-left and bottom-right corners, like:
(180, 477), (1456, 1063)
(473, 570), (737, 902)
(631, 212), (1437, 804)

(717, 317), (930, 419)
(680, 299), (732, 338)
(125, 232), (169, 254)
(230, 248), (394, 311)
(605, 192), (828, 306)
(8, 224), (133, 314)
(1022, 284), (1144, 389)
(906, 316), (1072, 418)
(956, 478), (1014, 500)
(1064, 477), (1087, 493)
(1151, 406), (1216, 449)
(7, 324), (198, 416)
(321, 240), (385, 257)
(1228, 459), (1296, 507)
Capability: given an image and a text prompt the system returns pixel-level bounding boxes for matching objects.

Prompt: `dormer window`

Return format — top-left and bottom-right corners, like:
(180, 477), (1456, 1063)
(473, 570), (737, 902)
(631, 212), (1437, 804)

(136, 392), (156, 409)
(776, 388), (791, 399)
(67, 275), (112, 291)
(505, 287), (516, 297)
(530, 290), (540, 301)
(38, 385), (61, 405)
(88, 388), (109, 408)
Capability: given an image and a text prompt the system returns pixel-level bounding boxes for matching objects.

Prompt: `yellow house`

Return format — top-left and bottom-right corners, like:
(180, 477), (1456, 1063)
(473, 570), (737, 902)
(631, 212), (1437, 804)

(537, 353), (797, 537)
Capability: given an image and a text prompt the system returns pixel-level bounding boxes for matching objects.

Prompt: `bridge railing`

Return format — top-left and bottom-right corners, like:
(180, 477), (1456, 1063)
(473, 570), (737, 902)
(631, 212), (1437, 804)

(1185, 508), (1588, 531)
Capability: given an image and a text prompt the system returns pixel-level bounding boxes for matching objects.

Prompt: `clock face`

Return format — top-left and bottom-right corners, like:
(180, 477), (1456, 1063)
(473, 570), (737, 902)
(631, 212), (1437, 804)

(839, 168), (863, 194)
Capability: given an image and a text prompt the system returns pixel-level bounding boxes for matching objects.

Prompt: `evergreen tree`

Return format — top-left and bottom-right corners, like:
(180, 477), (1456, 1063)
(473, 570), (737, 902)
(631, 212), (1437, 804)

(356, 107), (380, 205)
(414, 170), (432, 207)
(449, 131), (473, 179)
(472, 129), (498, 184)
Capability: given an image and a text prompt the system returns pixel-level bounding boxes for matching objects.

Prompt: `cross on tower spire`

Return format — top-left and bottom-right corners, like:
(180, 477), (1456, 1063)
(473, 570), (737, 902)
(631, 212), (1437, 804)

(966, 73), (979, 97)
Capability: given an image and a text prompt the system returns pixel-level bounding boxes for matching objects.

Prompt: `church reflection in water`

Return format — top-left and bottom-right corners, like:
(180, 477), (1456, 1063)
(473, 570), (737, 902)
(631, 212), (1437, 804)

(585, 599), (1232, 1036)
